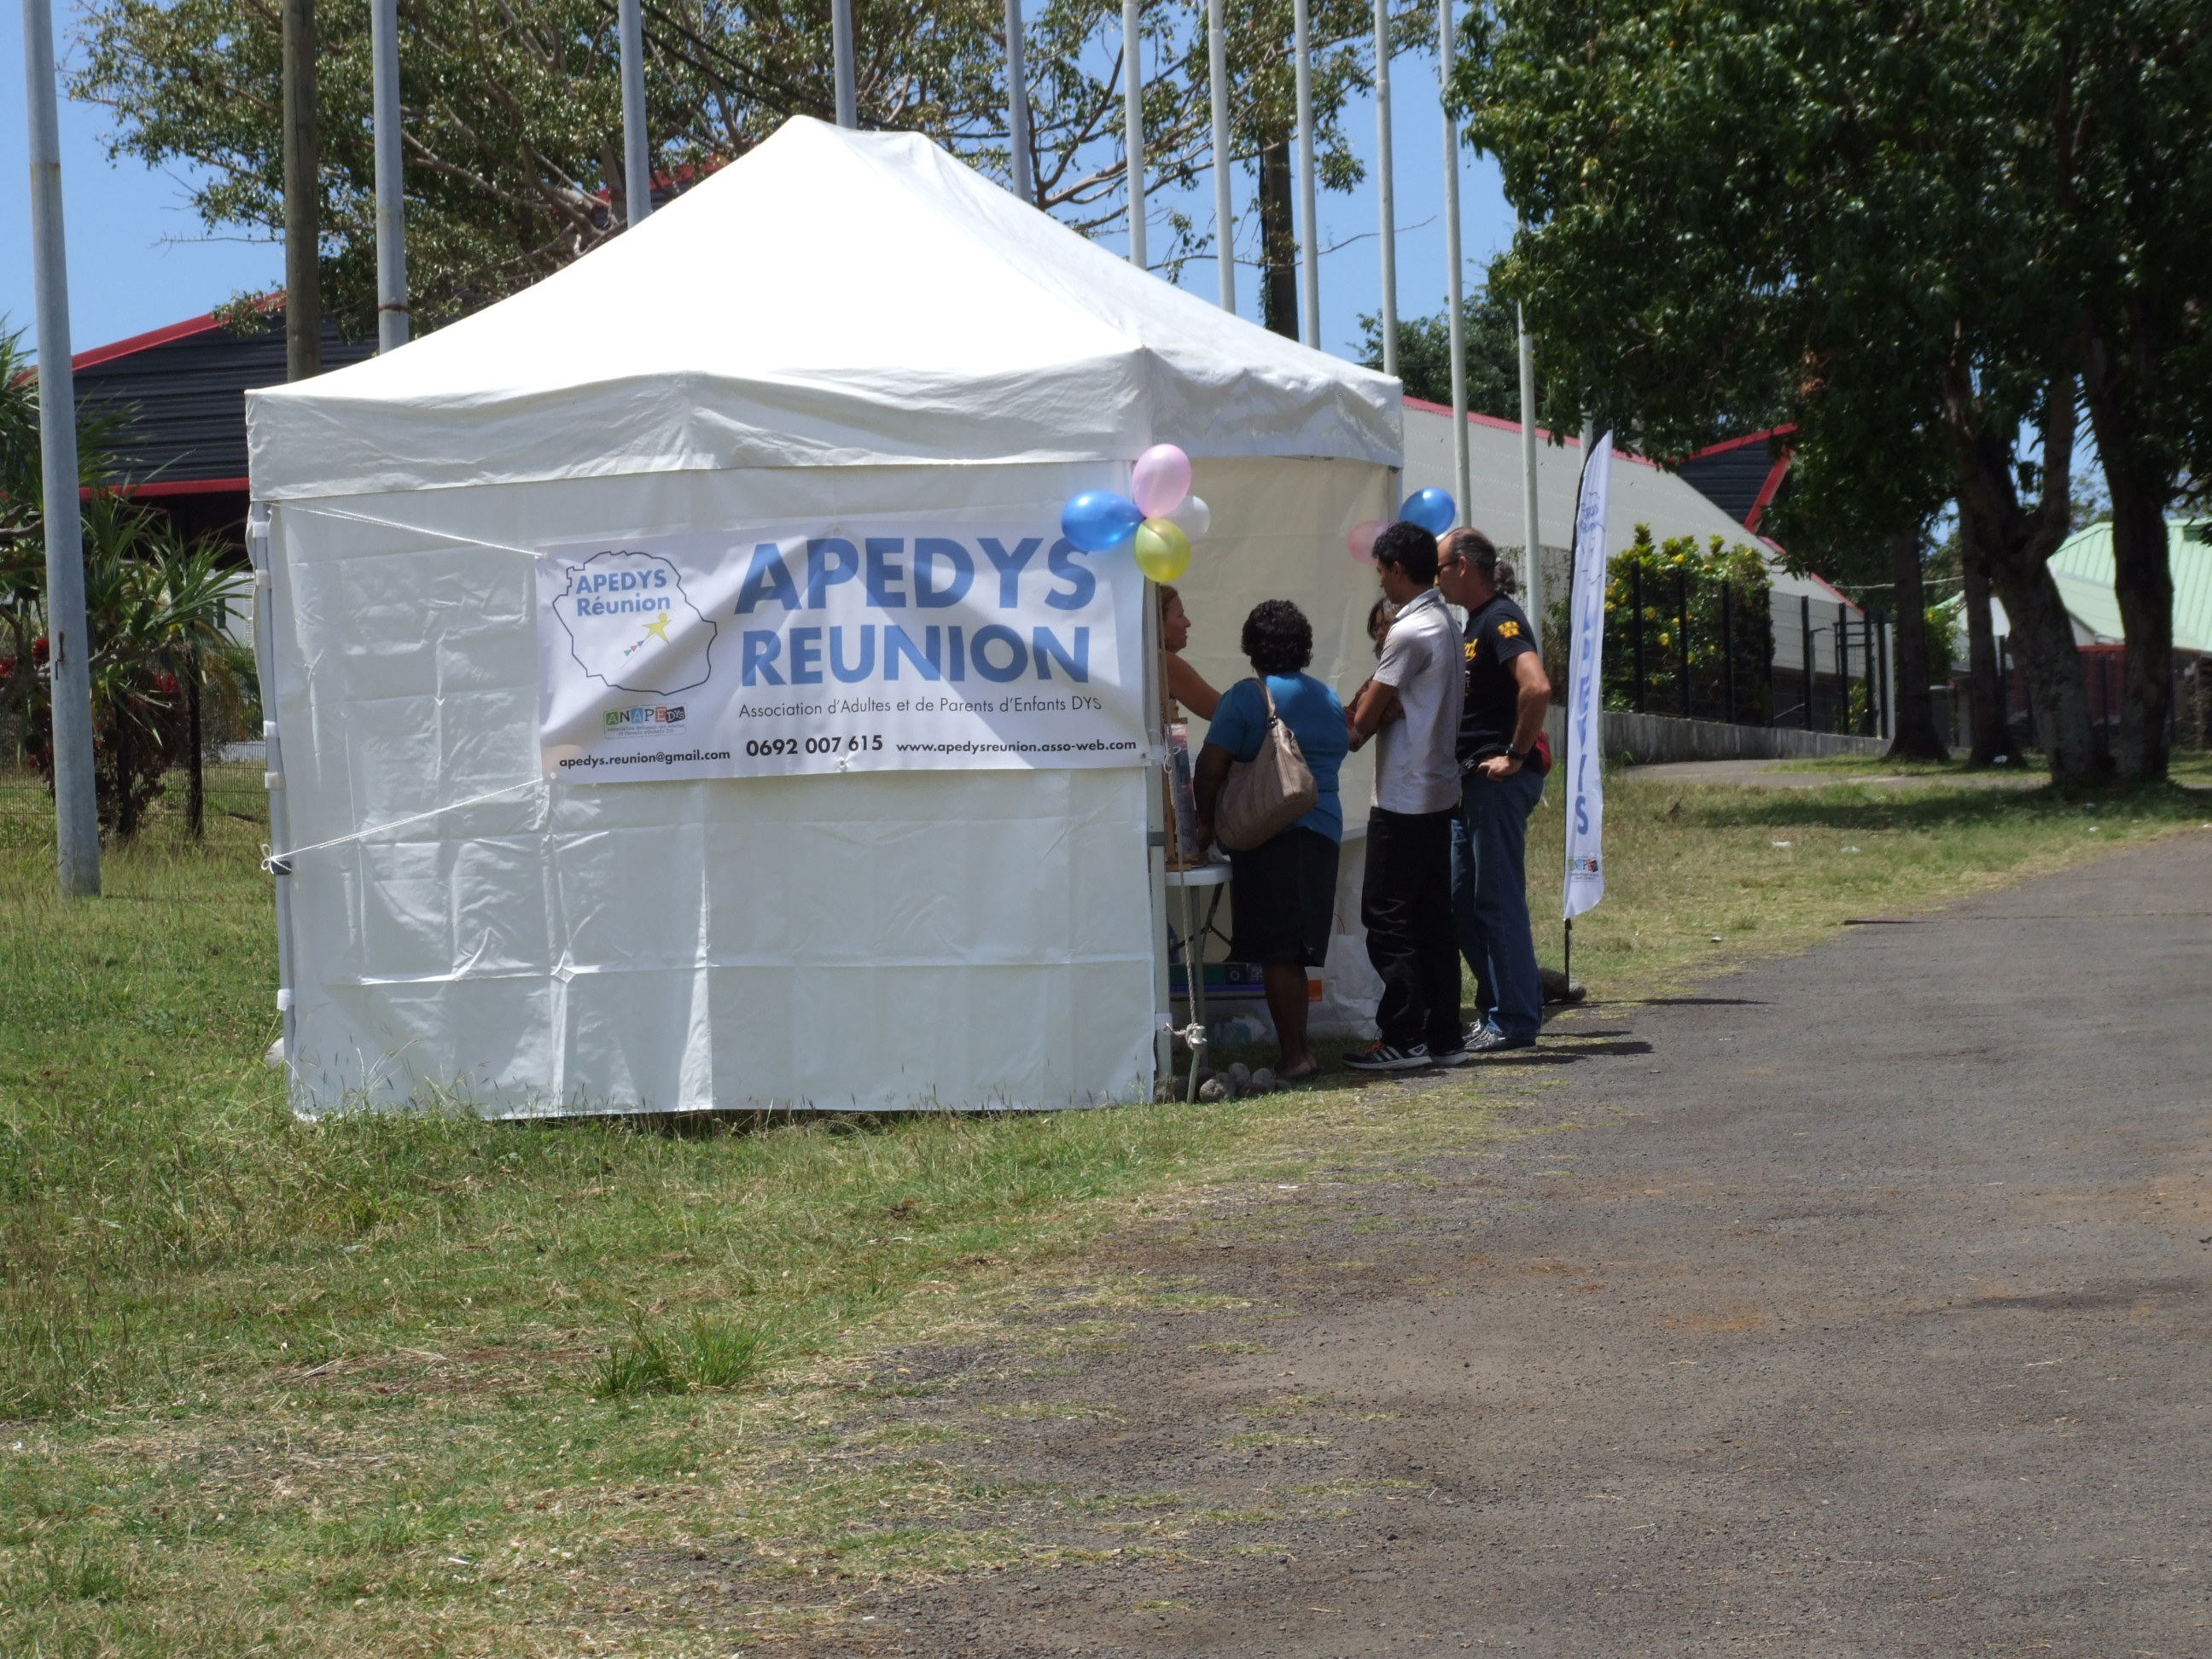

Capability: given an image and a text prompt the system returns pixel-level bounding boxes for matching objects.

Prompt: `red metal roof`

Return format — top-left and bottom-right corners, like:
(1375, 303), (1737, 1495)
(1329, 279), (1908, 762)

(70, 312), (229, 372)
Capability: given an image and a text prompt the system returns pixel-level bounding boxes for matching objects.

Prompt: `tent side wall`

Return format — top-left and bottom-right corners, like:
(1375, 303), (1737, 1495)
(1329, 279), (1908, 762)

(1166, 457), (1396, 814)
(265, 463), (1158, 1115)
(1164, 457), (1397, 1039)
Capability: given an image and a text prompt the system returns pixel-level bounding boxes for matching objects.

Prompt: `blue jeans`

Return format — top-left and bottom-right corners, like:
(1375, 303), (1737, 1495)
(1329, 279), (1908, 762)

(1450, 765), (1545, 1041)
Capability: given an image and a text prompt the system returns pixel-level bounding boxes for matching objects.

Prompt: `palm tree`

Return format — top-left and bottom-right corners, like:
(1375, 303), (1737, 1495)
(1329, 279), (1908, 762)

(3, 318), (249, 835)
(74, 490), (248, 835)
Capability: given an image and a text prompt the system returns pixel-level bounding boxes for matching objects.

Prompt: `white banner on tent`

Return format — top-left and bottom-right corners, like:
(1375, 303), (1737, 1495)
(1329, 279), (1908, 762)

(535, 515), (1144, 781)
(1563, 434), (1613, 919)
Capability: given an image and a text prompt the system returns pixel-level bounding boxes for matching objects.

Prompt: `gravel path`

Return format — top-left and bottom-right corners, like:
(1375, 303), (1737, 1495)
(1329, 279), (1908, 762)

(800, 833), (2212, 1657)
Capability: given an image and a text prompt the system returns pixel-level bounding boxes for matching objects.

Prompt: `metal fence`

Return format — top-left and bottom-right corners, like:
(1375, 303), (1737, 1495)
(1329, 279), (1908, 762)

(1771, 593), (1892, 740)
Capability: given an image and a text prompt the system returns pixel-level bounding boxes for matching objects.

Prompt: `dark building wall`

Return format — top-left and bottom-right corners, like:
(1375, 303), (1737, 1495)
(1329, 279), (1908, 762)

(1677, 442), (1784, 527)
(68, 310), (375, 554)
(73, 313), (374, 487)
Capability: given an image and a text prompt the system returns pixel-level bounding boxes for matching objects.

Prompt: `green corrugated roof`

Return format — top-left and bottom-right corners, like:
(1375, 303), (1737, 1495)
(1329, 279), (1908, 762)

(2047, 520), (2212, 654)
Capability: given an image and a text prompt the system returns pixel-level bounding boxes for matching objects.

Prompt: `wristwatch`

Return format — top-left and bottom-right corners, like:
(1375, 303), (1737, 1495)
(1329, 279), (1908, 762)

(1509, 746), (1532, 764)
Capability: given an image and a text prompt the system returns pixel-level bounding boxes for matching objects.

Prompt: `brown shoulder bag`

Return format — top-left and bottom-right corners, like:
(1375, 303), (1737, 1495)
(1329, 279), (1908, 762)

(1214, 678), (1319, 852)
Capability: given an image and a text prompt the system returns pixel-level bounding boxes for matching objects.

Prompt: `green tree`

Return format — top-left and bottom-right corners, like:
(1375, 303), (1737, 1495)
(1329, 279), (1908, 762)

(2049, 0), (2212, 780)
(76, 0), (1423, 337)
(1461, 0), (2144, 784)
(1355, 288), (1538, 417)
(1759, 393), (1958, 760)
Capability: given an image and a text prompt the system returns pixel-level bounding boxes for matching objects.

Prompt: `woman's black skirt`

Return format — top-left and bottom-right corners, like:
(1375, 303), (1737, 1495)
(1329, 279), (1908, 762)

(1228, 825), (1341, 968)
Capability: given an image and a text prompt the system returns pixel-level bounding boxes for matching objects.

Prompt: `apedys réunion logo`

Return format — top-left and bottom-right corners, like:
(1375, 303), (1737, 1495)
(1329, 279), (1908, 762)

(551, 549), (717, 706)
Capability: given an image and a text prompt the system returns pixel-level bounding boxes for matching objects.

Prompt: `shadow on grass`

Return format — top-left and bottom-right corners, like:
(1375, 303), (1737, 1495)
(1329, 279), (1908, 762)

(1660, 777), (2210, 834)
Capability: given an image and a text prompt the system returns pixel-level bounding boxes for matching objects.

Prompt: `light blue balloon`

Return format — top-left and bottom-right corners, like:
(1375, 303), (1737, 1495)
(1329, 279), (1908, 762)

(1062, 490), (1144, 552)
(1400, 487), (1458, 536)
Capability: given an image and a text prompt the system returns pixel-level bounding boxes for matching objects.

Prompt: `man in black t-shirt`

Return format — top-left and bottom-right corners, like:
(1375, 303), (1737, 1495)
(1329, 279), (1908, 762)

(1436, 528), (1552, 1053)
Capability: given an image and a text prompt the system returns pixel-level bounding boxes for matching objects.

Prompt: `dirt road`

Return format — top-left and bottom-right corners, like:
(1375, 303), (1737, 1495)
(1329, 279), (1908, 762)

(806, 834), (2212, 1656)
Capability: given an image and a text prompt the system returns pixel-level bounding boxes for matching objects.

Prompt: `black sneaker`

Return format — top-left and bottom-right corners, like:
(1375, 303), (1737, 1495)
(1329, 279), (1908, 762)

(1429, 1044), (1473, 1068)
(1465, 1023), (1536, 1055)
(1342, 1040), (1432, 1073)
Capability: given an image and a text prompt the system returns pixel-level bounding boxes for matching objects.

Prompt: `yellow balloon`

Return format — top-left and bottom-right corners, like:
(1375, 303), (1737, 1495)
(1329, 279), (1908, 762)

(1132, 517), (1191, 583)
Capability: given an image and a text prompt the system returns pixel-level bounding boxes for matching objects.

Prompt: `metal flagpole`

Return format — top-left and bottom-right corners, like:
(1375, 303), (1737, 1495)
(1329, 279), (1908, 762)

(832, 0), (858, 127)
(619, 0), (652, 220)
(1372, 0), (1397, 377)
(1123, 0), (1146, 266)
(1004, 0), (1033, 202)
(1438, 0), (1470, 520)
(371, 0), (409, 345)
(20, 0), (100, 896)
(1294, 0), (1319, 347)
(1517, 294), (1541, 639)
(1208, 0), (1234, 311)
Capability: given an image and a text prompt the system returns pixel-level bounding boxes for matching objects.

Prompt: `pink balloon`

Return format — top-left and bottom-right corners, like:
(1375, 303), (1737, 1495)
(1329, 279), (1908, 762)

(1348, 519), (1385, 565)
(1131, 444), (1192, 519)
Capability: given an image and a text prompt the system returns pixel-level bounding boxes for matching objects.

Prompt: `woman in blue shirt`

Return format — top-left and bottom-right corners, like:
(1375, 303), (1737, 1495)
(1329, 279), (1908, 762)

(1191, 600), (1349, 1083)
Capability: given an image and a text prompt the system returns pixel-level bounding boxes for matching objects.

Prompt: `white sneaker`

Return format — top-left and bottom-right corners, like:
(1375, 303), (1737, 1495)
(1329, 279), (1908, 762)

(1342, 1040), (1432, 1073)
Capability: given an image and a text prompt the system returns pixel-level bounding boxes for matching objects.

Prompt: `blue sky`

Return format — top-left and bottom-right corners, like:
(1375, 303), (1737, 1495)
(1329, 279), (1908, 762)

(3, 19), (1518, 364)
(2, 19), (286, 354)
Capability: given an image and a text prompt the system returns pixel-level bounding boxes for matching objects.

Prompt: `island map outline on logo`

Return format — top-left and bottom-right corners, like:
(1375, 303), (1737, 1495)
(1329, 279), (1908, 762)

(551, 549), (717, 698)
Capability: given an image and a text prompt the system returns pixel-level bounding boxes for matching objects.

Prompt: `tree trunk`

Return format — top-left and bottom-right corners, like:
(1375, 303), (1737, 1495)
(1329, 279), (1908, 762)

(186, 649), (204, 839)
(2080, 330), (2174, 785)
(1958, 501), (2016, 765)
(1257, 135), (1297, 341)
(282, 0), (321, 382)
(1885, 531), (1947, 760)
(1981, 549), (2096, 783)
(2104, 478), (2173, 783)
(1947, 369), (2099, 786)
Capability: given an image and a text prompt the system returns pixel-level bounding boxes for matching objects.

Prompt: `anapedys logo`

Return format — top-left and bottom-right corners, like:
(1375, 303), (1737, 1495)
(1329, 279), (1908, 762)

(604, 703), (687, 737)
(552, 548), (716, 697)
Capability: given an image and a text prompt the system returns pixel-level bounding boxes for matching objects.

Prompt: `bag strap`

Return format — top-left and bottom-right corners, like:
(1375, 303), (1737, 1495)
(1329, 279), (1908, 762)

(1249, 675), (1278, 726)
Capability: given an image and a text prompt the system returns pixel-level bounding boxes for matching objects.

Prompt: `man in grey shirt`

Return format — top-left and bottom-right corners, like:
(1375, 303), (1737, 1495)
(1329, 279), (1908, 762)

(1343, 521), (1467, 1070)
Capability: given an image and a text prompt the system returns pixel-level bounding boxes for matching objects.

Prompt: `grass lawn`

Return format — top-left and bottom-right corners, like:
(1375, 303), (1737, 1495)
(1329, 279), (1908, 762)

(2, 758), (2206, 1656)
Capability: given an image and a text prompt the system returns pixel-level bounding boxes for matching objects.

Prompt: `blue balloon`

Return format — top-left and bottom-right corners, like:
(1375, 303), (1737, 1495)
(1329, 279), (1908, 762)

(1400, 487), (1458, 536)
(1062, 490), (1144, 552)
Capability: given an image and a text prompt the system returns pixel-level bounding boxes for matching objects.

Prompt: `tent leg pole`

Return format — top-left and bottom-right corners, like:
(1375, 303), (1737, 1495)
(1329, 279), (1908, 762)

(250, 504), (300, 1099)
(1182, 882), (1203, 1102)
(1144, 578), (1171, 1099)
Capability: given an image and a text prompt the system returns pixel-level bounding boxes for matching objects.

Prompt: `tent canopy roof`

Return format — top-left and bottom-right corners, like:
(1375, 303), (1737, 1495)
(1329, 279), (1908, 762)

(247, 119), (1400, 501)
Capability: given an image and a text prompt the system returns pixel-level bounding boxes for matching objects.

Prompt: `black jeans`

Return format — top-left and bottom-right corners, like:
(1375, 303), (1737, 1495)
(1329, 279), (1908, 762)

(1360, 806), (1462, 1052)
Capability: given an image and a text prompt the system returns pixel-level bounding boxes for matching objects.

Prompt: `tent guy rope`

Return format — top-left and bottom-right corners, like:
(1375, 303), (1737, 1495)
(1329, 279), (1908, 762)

(260, 777), (550, 873)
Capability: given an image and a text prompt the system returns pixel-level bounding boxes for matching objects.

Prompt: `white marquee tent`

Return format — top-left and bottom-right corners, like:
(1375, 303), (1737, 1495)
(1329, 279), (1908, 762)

(246, 116), (1399, 1116)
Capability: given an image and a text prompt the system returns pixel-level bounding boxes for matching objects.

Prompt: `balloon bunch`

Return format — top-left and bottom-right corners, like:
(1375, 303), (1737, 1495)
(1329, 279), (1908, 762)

(1347, 487), (1457, 565)
(1061, 444), (1210, 583)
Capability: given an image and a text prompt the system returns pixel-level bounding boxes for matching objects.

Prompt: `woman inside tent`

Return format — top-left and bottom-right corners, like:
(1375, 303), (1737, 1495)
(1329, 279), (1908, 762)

(1159, 585), (1220, 719)
(1191, 600), (1348, 1083)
